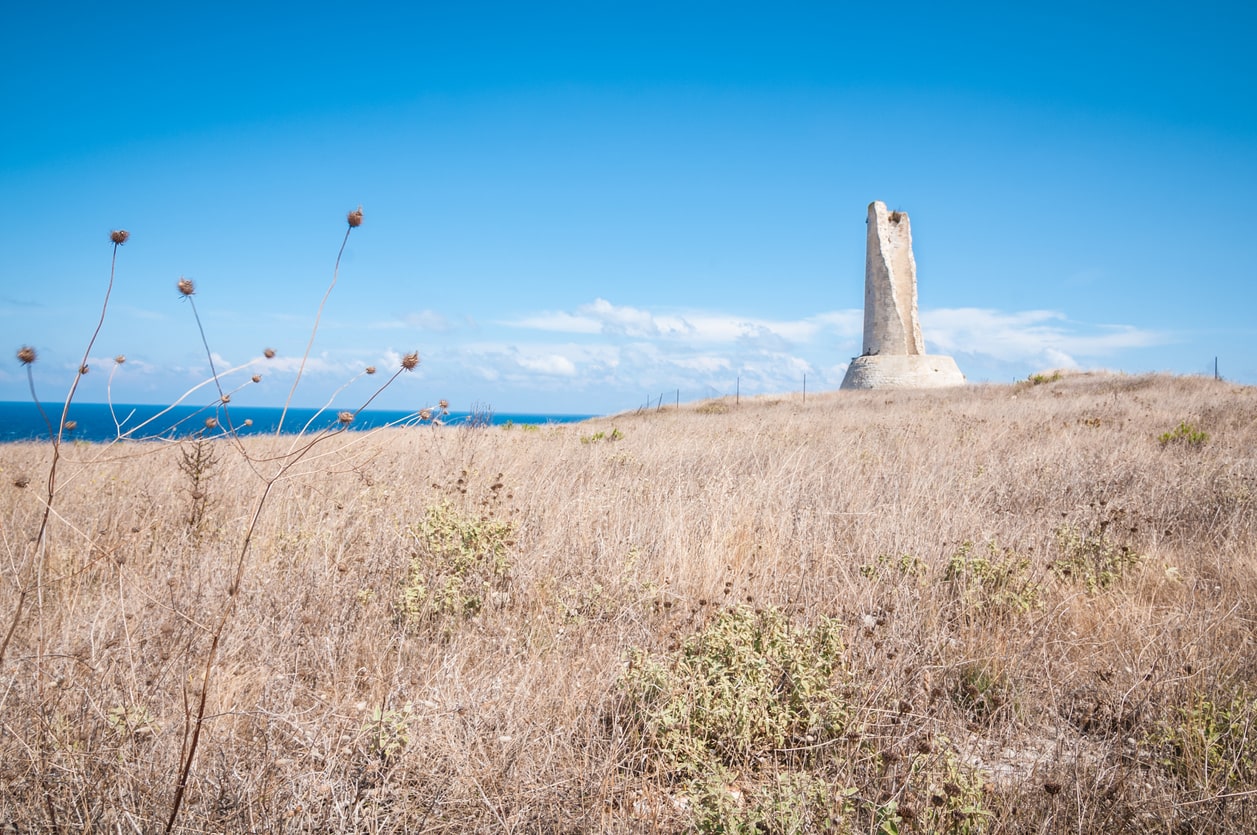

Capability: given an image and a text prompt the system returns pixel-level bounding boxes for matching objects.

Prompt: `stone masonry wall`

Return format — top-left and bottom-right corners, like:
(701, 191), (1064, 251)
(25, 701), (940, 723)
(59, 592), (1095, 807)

(863, 201), (925, 357)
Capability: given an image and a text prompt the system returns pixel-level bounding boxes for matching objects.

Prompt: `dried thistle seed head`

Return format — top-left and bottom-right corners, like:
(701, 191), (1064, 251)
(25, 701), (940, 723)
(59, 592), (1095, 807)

(347, 205), (363, 228)
(401, 351), (419, 371)
(263, 348), (276, 359)
(365, 365), (377, 375)
(63, 421), (77, 431)
(338, 411), (354, 425)
(79, 364), (90, 375)
(114, 354), (126, 364)
(110, 230), (130, 245)
(204, 417), (218, 429)
(419, 408), (433, 421)
(438, 399), (449, 411)
(251, 374), (261, 383)
(220, 394), (230, 403)
(17, 346), (36, 365)
(243, 418), (253, 427)
(177, 277), (195, 296)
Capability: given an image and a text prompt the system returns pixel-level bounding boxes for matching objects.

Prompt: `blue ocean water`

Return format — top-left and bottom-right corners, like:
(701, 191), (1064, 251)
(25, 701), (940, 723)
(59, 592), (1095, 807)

(0, 401), (595, 444)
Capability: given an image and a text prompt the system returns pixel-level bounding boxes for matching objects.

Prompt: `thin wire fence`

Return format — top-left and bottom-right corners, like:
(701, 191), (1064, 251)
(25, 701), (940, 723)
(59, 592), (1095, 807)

(630, 375), (813, 413)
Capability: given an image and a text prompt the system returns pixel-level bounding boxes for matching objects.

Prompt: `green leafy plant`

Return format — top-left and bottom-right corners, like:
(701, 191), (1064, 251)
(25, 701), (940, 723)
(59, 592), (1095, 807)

(902, 741), (989, 834)
(859, 552), (928, 581)
(1153, 689), (1257, 792)
(1159, 421), (1209, 448)
(362, 705), (412, 762)
(107, 703), (156, 741)
(580, 426), (624, 444)
(397, 500), (514, 632)
(622, 606), (857, 832)
(944, 540), (1042, 617)
(622, 606), (850, 779)
(1051, 523), (1142, 593)
(1027, 371), (1062, 386)
(689, 769), (856, 835)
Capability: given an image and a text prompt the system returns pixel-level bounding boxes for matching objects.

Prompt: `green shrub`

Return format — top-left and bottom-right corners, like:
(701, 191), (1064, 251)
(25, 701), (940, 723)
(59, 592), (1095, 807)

(1027, 371), (1063, 386)
(1153, 688), (1257, 792)
(622, 606), (850, 778)
(581, 426), (623, 444)
(944, 541), (1042, 617)
(396, 501), (514, 632)
(1158, 421), (1209, 447)
(1050, 523), (1142, 593)
(621, 606), (856, 831)
(859, 552), (928, 581)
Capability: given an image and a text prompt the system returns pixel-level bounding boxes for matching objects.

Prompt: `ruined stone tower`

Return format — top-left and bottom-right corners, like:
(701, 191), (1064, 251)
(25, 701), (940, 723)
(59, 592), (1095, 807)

(840, 201), (965, 389)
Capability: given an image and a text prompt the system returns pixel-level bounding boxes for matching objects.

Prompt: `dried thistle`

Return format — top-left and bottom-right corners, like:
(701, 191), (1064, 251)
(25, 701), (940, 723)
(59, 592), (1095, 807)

(401, 351), (419, 371)
(347, 205), (364, 228)
(177, 277), (195, 296)
(204, 417), (218, 429)
(243, 418), (253, 427)
(438, 399), (449, 411)
(338, 411), (354, 425)
(264, 348), (276, 359)
(114, 355), (126, 364)
(17, 346), (36, 365)
(110, 230), (130, 245)
(419, 408), (433, 422)
(365, 365), (377, 375)
(63, 421), (77, 431)
(251, 374), (262, 383)
(79, 364), (90, 375)
(220, 394), (230, 404)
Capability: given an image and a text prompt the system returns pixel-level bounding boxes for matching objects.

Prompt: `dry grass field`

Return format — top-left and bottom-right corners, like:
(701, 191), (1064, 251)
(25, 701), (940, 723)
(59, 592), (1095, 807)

(2, 372), (1256, 833)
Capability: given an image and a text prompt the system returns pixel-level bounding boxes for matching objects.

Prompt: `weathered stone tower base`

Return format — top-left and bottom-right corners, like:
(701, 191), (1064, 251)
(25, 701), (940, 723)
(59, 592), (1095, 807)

(840, 354), (966, 390)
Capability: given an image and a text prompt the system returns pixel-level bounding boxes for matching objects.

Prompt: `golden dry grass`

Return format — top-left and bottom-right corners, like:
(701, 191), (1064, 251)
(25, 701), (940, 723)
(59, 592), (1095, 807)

(2, 372), (1256, 832)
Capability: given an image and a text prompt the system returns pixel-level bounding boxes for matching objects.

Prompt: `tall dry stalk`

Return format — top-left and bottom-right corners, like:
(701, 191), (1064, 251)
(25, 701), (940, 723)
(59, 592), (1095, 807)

(163, 206), (420, 833)
(0, 229), (128, 671)
(276, 205), (363, 436)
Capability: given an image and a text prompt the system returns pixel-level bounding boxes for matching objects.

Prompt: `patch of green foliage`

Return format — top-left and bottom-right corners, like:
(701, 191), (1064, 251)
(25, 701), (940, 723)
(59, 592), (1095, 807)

(581, 426), (624, 444)
(361, 705), (412, 763)
(1158, 421), (1209, 448)
(619, 606), (993, 833)
(944, 540), (1043, 618)
(1050, 523), (1142, 594)
(396, 501), (513, 633)
(1027, 371), (1063, 386)
(1153, 688), (1257, 792)
(859, 552), (928, 581)
(623, 606), (850, 778)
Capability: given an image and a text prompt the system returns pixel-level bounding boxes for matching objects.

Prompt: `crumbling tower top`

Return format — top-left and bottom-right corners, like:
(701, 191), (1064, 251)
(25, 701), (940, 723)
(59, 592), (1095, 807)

(840, 201), (966, 390)
(863, 201), (925, 356)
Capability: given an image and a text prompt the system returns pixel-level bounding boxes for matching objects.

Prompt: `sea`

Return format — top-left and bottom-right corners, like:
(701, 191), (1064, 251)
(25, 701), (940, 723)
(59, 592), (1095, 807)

(0, 401), (597, 444)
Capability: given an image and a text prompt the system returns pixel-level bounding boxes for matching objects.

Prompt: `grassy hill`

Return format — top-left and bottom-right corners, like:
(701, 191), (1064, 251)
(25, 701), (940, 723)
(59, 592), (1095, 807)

(2, 372), (1255, 832)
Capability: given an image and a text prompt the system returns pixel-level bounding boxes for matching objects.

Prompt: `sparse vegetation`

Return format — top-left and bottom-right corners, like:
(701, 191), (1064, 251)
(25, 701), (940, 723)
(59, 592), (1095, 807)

(3, 354), (1257, 830)
(1159, 419), (1210, 447)
(1026, 370), (1064, 386)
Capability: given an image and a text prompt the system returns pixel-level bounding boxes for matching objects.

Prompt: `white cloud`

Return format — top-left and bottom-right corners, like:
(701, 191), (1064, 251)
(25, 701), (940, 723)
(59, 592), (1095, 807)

(505, 297), (862, 347)
(368, 310), (452, 331)
(517, 354), (578, 376)
(921, 307), (1166, 368)
(509, 310), (602, 334)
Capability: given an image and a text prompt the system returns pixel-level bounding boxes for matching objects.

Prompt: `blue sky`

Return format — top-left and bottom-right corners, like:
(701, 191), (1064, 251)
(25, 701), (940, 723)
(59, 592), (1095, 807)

(2, 2), (1254, 415)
